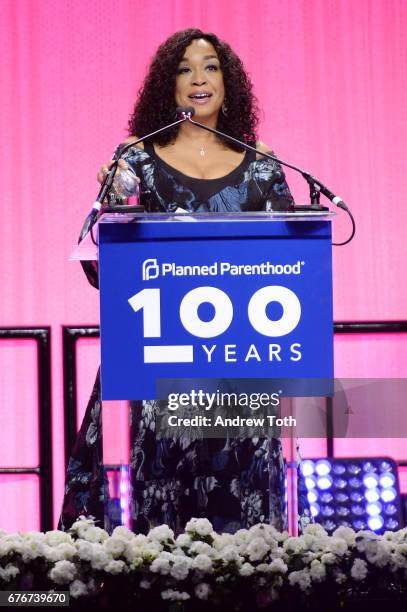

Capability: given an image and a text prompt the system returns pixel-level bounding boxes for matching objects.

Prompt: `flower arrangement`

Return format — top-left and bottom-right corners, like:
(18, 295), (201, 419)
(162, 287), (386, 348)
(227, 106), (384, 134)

(0, 517), (406, 609)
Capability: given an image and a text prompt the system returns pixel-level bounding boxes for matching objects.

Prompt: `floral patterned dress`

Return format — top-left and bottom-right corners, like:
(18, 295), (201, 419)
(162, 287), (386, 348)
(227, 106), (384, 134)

(59, 142), (312, 534)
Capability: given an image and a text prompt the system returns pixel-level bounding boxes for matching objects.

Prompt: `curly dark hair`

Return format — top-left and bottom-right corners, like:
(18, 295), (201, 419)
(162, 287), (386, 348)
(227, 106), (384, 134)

(128, 29), (259, 150)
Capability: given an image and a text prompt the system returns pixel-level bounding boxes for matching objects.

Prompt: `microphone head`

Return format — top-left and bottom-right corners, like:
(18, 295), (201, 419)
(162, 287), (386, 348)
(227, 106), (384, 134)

(176, 106), (195, 119)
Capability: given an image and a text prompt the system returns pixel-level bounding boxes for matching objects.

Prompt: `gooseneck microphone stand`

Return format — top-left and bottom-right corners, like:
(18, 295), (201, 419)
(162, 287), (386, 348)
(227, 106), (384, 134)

(80, 107), (355, 246)
(183, 111), (355, 245)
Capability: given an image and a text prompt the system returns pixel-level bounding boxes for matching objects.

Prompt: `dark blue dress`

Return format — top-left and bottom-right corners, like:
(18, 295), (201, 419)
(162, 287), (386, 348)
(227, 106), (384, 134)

(59, 142), (312, 534)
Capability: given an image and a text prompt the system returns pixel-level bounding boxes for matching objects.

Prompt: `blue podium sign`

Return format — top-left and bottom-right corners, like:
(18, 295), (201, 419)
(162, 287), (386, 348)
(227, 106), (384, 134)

(98, 213), (334, 400)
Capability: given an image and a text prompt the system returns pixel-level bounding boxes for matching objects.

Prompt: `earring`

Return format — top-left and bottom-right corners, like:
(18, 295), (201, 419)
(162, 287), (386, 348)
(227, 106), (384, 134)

(221, 101), (228, 116)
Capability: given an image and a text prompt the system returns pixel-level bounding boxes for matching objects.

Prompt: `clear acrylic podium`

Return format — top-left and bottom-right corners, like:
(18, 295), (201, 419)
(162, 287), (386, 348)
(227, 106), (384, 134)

(72, 211), (335, 534)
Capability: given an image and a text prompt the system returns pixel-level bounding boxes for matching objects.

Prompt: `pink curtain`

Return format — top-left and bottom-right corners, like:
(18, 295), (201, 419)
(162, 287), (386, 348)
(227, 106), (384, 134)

(1, 0), (406, 529)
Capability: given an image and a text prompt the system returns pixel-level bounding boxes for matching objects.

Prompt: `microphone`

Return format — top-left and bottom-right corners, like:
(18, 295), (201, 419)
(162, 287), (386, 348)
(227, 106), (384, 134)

(176, 107), (195, 119)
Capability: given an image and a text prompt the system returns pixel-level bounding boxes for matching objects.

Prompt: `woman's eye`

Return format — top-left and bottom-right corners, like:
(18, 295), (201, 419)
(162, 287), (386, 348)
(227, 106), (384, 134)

(206, 64), (219, 71)
(177, 66), (190, 74)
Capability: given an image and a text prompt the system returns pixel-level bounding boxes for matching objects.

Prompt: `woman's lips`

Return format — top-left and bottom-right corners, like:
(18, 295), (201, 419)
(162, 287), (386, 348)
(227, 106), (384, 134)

(188, 93), (213, 105)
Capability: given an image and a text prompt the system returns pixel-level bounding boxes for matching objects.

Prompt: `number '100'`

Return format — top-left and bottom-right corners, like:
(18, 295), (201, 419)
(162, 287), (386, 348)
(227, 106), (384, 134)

(128, 286), (301, 338)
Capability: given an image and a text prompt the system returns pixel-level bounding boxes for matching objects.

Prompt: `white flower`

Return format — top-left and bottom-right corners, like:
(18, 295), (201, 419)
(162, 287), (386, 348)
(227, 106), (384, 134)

(300, 534), (317, 550)
(391, 552), (407, 570)
(124, 542), (144, 564)
(150, 557), (171, 575)
(195, 582), (211, 600)
(103, 538), (126, 558)
(23, 531), (45, 543)
(332, 526), (356, 546)
(75, 540), (94, 561)
(157, 551), (175, 561)
(161, 589), (190, 601)
(45, 531), (73, 547)
(81, 526), (108, 543)
(148, 524), (174, 542)
(355, 531), (377, 553)
(142, 542), (162, 561)
(327, 538), (348, 556)
(233, 529), (250, 546)
(366, 540), (391, 568)
(246, 537), (269, 562)
(185, 518), (213, 537)
(192, 554), (213, 573)
(310, 560), (326, 582)
(105, 560), (126, 574)
(350, 558), (368, 581)
(321, 552), (336, 565)
(0, 564), (19, 582)
(175, 533), (192, 548)
(383, 531), (396, 543)
(111, 526), (134, 541)
(70, 521), (92, 540)
(239, 562), (255, 577)
(170, 556), (191, 580)
(49, 560), (76, 585)
(270, 558), (288, 574)
(134, 534), (148, 545)
(139, 579), (151, 589)
(69, 579), (88, 599)
(21, 539), (45, 562)
(396, 542), (407, 555)
(190, 541), (214, 557)
(288, 569), (311, 591)
(59, 543), (77, 560)
(257, 563), (272, 573)
(283, 537), (303, 555)
(212, 533), (235, 550)
(218, 545), (242, 564)
(90, 544), (110, 570)
(304, 524), (328, 538)
(0, 536), (22, 556)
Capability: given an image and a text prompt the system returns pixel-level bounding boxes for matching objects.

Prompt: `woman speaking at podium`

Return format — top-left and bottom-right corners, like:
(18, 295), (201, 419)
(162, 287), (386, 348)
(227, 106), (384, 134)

(60, 29), (311, 534)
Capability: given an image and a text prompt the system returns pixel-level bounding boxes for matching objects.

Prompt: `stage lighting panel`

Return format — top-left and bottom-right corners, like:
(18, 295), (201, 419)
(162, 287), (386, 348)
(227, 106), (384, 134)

(301, 457), (403, 534)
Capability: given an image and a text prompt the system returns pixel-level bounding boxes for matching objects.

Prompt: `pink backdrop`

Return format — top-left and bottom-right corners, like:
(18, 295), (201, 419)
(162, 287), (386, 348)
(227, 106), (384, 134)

(1, 0), (406, 529)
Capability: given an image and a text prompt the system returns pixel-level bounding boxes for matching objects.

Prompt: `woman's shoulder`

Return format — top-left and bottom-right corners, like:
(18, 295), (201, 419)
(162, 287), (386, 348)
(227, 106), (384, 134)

(255, 140), (274, 158)
(120, 136), (153, 164)
(123, 135), (144, 149)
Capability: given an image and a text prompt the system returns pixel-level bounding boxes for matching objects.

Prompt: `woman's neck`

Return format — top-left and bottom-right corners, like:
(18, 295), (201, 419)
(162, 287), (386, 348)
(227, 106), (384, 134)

(176, 118), (220, 147)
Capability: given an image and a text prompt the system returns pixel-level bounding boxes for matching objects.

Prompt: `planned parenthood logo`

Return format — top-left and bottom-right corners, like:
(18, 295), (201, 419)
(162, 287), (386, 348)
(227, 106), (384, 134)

(142, 258), (305, 280)
(142, 259), (160, 281)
